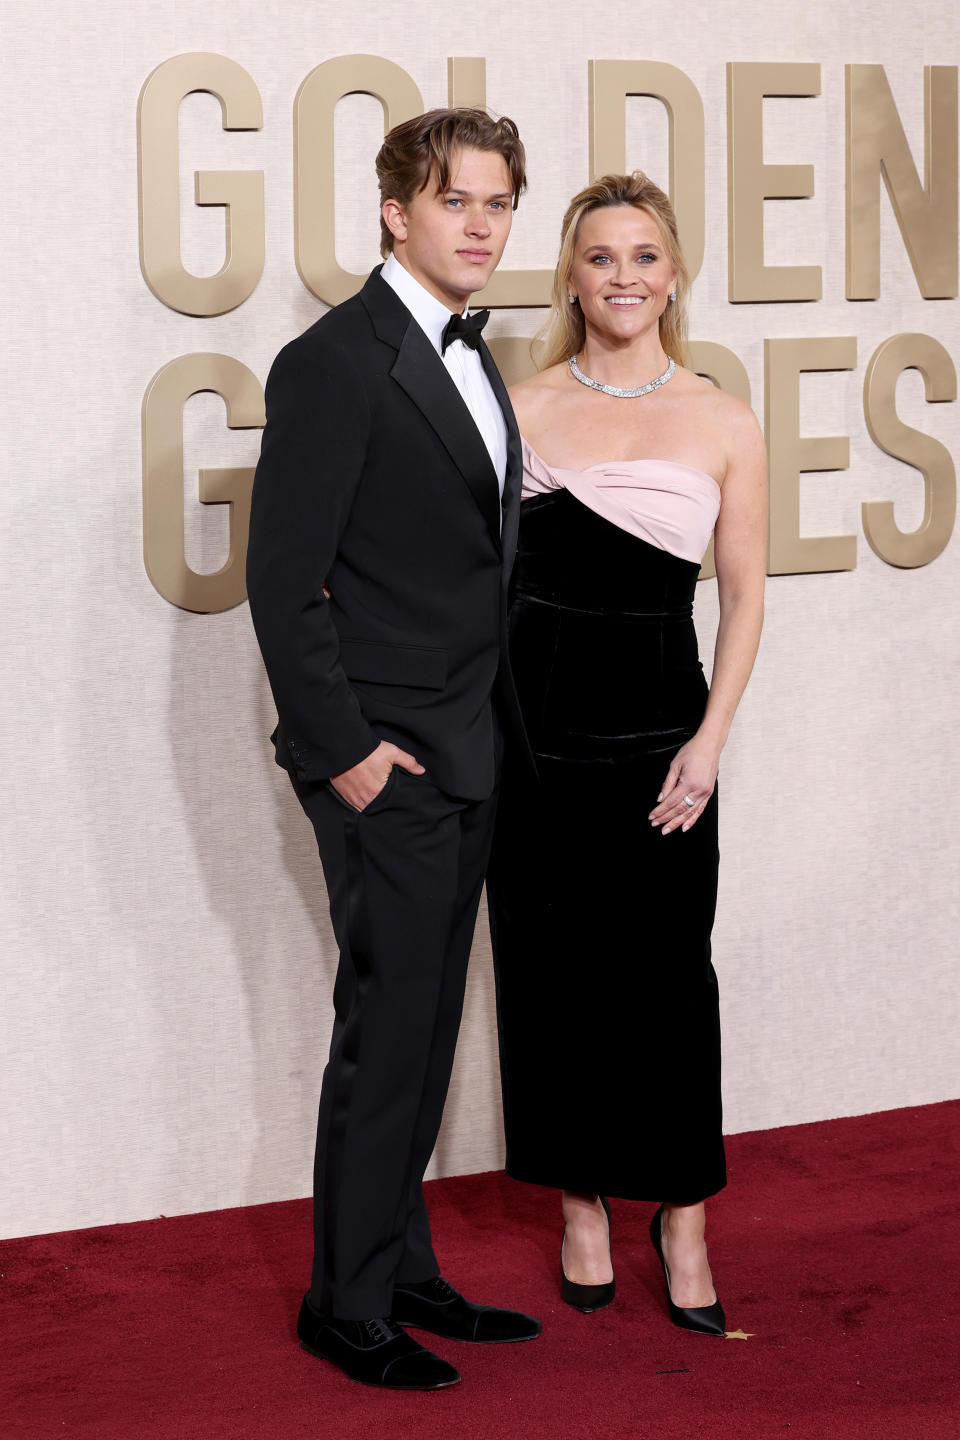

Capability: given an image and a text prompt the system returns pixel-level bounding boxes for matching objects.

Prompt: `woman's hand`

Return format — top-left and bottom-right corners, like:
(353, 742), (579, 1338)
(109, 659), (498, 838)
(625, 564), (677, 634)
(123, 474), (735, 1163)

(648, 735), (721, 835)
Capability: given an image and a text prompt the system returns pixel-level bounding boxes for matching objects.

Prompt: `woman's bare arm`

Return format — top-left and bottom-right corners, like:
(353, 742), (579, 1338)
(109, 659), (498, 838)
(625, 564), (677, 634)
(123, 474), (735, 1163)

(650, 397), (768, 835)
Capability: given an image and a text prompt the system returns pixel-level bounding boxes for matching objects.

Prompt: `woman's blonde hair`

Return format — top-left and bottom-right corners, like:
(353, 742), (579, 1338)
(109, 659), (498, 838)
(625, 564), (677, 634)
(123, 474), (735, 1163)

(535, 172), (689, 371)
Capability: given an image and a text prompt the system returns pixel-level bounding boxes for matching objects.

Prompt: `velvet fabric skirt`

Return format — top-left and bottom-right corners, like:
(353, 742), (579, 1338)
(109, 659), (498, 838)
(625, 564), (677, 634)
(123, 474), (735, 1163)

(487, 490), (726, 1202)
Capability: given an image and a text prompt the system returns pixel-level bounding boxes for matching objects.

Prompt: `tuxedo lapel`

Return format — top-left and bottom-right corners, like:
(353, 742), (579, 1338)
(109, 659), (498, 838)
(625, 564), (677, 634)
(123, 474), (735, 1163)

(479, 340), (523, 577)
(360, 270), (502, 549)
(391, 324), (503, 547)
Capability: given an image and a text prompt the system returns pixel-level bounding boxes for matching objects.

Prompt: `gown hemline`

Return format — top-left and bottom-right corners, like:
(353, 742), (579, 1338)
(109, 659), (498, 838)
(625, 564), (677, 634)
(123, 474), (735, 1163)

(503, 1162), (727, 1206)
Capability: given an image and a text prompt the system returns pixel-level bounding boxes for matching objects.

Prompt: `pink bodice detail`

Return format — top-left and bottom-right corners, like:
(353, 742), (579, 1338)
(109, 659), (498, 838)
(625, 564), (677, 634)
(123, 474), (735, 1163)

(521, 437), (721, 566)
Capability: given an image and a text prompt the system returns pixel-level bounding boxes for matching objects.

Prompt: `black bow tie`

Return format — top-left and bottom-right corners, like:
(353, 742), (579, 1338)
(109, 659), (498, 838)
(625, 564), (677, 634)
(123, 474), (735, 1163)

(441, 309), (490, 355)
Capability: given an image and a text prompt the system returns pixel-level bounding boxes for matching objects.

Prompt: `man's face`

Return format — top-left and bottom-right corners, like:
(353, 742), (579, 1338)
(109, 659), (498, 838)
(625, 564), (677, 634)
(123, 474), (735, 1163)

(384, 147), (514, 310)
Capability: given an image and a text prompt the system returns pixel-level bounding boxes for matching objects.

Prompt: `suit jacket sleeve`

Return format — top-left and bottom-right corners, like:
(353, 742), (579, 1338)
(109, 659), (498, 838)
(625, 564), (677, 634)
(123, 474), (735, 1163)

(246, 333), (380, 781)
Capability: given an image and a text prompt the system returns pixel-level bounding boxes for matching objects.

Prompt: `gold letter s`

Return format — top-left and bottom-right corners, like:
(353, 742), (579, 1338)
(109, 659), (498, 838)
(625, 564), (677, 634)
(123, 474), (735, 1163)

(862, 334), (956, 567)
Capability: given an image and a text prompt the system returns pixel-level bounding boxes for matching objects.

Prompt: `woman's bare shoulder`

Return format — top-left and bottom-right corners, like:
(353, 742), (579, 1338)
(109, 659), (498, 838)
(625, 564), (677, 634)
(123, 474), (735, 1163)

(508, 363), (569, 428)
(681, 369), (762, 439)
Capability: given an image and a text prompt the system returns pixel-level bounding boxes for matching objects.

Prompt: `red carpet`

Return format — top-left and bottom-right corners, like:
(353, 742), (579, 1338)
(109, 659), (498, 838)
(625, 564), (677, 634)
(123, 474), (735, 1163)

(3, 1101), (959, 1440)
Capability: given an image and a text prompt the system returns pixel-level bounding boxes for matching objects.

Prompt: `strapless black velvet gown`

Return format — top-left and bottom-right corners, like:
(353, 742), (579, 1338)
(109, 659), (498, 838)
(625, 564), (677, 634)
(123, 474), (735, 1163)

(487, 489), (726, 1202)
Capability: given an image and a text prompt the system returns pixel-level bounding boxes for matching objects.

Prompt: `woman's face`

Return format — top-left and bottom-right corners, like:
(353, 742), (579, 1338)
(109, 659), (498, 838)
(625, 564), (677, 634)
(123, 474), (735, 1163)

(568, 204), (677, 347)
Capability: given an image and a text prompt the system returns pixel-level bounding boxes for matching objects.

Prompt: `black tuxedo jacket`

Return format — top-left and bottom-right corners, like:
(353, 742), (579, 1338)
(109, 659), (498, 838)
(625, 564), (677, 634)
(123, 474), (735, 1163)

(246, 267), (524, 801)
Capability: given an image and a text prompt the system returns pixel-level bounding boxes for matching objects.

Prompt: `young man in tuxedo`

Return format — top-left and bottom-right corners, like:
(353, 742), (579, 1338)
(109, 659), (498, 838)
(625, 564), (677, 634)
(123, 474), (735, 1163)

(246, 109), (538, 1390)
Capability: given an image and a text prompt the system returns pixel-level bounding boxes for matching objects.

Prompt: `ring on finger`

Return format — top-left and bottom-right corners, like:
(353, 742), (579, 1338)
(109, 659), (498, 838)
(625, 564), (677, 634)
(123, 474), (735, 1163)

(682, 794), (696, 808)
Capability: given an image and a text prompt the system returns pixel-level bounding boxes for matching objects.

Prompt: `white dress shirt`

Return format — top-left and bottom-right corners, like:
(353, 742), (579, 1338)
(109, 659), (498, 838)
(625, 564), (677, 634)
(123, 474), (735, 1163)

(381, 252), (508, 499)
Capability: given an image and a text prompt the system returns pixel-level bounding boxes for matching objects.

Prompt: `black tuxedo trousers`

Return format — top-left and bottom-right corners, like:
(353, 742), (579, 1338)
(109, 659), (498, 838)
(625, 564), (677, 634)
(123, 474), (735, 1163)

(290, 765), (498, 1318)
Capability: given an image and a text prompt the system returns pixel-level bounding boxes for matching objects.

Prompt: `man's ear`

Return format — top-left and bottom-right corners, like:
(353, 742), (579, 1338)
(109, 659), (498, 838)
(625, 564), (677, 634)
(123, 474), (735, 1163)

(382, 199), (407, 244)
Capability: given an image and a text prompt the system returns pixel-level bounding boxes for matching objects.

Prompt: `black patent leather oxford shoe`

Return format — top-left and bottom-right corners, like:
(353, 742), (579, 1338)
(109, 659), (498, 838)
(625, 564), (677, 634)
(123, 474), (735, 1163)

(649, 1205), (726, 1337)
(391, 1275), (542, 1344)
(297, 1297), (461, 1389)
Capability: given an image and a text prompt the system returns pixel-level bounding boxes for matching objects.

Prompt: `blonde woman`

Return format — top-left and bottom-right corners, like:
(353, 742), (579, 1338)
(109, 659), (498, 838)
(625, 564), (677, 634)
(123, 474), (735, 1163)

(487, 174), (766, 1334)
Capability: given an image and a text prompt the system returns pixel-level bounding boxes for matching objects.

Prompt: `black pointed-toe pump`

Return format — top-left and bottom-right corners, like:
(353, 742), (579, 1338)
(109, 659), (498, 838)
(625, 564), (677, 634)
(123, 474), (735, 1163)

(649, 1204), (725, 1337)
(561, 1196), (615, 1314)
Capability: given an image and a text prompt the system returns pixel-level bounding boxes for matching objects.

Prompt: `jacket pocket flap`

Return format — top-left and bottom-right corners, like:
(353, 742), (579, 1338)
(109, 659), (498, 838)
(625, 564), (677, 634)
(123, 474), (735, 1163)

(339, 638), (447, 689)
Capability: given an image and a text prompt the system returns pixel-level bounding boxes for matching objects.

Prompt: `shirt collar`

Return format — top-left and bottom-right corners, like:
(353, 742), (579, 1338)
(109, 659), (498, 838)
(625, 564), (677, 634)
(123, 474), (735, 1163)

(381, 252), (467, 356)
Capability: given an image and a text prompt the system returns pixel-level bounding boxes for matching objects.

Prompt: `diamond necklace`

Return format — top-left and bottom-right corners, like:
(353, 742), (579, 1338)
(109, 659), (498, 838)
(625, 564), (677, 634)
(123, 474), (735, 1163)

(568, 352), (675, 398)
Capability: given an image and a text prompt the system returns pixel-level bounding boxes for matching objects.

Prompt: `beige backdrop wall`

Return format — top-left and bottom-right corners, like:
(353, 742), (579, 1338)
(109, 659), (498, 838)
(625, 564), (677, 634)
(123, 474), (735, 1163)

(2, 0), (958, 1240)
